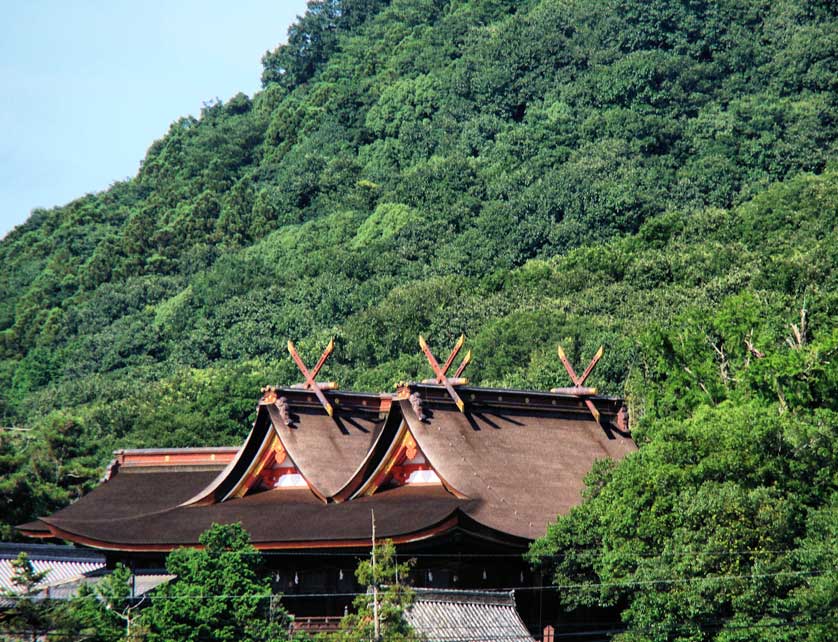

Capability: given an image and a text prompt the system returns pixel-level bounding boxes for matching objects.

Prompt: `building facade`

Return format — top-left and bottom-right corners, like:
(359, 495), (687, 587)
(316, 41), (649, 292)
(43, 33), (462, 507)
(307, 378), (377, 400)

(20, 356), (635, 635)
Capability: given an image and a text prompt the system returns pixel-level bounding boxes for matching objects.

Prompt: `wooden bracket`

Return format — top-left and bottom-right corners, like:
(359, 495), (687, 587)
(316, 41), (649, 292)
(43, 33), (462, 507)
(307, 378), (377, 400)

(288, 338), (336, 417)
(553, 345), (604, 424)
(419, 335), (471, 413)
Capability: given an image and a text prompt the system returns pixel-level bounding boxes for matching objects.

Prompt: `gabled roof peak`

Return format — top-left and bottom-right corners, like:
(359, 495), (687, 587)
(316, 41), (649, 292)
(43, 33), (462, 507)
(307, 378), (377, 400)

(258, 386), (392, 414)
(21, 338), (636, 550)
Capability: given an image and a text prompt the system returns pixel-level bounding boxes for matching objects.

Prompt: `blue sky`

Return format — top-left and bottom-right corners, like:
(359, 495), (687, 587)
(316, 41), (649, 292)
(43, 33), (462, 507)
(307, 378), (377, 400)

(0, 0), (308, 238)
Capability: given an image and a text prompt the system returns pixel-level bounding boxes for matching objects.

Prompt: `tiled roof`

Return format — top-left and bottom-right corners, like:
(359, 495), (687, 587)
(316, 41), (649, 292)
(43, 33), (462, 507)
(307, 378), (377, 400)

(43, 570), (174, 600)
(0, 544), (171, 606)
(407, 588), (534, 642)
(0, 543), (105, 593)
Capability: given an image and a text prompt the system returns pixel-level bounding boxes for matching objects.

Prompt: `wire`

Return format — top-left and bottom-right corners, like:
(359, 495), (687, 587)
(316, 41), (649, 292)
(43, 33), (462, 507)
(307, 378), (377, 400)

(2, 567), (830, 601)
(201, 546), (827, 558)
(508, 567), (830, 592)
(418, 616), (838, 641)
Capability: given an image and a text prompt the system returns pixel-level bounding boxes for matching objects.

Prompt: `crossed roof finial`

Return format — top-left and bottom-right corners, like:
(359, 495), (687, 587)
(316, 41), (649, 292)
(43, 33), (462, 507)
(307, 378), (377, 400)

(288, 338), (337, 417)
(552, 345), (603, 424)
(419, 334), (471, 413)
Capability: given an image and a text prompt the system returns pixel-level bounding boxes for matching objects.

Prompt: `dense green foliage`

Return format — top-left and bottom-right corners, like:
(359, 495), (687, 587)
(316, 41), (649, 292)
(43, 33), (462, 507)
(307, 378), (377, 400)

(0, 530), (294, 641)
(529, 322), (838, 640)
(140, 523), (291, 642)
(1, 0), (837, 637)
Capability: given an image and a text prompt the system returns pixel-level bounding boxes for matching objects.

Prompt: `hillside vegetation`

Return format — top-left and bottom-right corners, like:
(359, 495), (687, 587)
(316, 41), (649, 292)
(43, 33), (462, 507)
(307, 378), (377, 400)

(1, 0), (836, 638)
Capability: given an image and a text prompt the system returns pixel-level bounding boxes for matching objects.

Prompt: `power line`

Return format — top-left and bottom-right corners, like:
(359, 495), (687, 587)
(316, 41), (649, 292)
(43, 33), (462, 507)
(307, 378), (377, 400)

(279, 541), (826, 557)
(2, 567), (829, 601)
(154, 546), (832, 558)
(509, 567), (830, 592)
(416, 616), (838, 642)
(4, 543), (822, 562)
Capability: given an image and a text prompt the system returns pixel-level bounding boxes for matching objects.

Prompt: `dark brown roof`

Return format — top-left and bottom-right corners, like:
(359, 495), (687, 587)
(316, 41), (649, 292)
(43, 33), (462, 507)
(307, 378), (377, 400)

(47, 470), (221, 523)
(21, 384), (635, 550)
(185, 389), (391, 504)
(16, 520), (51, 536)
(41, 484), (469, 550)
(266, 390), (390, 499)
(400, 384), (635, 540)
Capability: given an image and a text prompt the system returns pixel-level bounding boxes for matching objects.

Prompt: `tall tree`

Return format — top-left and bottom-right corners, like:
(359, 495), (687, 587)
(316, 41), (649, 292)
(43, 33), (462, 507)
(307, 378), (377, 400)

(336, 537), (417, 642)
(528, 315), (838, 641)
(140, 523), (291, 642)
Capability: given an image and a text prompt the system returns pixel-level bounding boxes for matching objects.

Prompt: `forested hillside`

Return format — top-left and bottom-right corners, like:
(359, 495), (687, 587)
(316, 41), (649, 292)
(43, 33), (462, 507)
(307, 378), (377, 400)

(1, 0), (837, 637)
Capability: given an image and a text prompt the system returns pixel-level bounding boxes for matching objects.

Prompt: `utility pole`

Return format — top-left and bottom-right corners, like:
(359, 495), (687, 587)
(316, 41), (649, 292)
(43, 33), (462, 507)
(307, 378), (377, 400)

(371, 509), (380, 642)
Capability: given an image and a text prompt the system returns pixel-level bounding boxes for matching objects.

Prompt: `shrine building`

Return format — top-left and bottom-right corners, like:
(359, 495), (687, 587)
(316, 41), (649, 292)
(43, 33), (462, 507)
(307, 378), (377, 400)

(18, 338), (636, 635)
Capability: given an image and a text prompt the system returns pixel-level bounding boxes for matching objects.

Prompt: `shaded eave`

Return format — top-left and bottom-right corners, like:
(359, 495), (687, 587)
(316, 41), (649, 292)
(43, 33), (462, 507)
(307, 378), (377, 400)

(329, 399), (405, 502)
(16, 520), (53, 539)
(181, 389), (392, 505)
(35, 512), (466, 553)
(270, 387), (392, 413)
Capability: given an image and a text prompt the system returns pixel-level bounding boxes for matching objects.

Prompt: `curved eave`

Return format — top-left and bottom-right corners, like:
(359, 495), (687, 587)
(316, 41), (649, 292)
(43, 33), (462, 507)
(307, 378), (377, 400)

(181, 404), (329, 505)
(395, 398), (468, 500)
(176, 387), (396, 507)
(330, 401), (405, 502)
(264, 391), (390, 501)
(349, 419), (411, 498)
(179, 407), (273, 506)
(16, 520), (53, 539)
(263, 404), (331, 502)
(38, 513), (463, 553)
(453, 511), (534, 549)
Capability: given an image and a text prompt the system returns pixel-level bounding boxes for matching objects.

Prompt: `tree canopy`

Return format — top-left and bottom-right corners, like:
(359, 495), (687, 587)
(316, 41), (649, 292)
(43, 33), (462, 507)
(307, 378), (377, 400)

(1, 0), (837, 637)
(140, 522), (291, 642)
